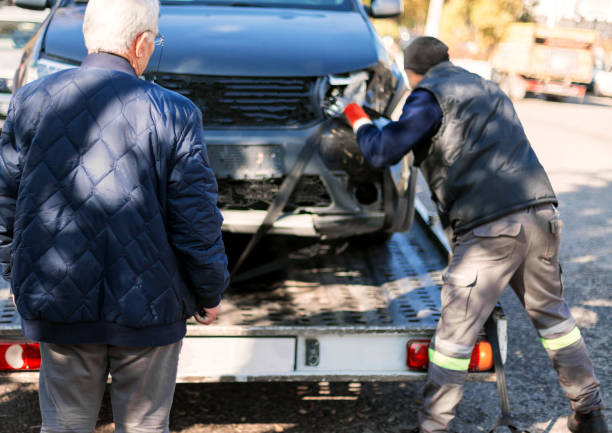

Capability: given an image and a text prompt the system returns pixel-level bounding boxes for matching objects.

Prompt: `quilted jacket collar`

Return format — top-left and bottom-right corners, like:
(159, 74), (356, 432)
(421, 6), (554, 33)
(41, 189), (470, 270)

(81, 52), (137, 77)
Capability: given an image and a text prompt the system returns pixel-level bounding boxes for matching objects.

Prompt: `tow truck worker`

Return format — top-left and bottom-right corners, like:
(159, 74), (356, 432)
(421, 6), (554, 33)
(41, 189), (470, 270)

(341, 37), (607, 433)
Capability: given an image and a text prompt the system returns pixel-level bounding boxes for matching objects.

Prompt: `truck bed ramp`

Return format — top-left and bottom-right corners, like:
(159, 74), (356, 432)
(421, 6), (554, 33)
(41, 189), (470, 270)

(0, 215), (503, 383)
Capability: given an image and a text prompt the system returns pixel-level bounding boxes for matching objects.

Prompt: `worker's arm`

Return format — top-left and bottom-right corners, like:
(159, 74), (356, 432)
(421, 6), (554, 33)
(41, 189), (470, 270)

(344, 90), (443, 168)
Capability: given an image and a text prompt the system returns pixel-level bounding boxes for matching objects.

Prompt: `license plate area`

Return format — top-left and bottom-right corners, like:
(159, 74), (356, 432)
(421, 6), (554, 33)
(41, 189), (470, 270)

(178, 337), (296, 379)
(208, 144), (284, 179)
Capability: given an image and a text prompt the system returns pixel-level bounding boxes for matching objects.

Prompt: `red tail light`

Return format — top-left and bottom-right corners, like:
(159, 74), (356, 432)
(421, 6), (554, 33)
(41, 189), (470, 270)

(406, 340), (494, 372)
(469, 341), (493, 372)
(0, 343), (41, 371)
(407, 339), (430, 370)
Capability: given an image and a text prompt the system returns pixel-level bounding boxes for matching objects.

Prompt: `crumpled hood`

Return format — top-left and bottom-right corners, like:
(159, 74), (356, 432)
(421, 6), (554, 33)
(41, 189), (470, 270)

(44, 5), (382, 77)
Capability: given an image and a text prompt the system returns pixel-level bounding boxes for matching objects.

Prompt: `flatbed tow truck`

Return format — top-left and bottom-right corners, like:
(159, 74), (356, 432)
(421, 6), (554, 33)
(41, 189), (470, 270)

(0, 185), (521, 430)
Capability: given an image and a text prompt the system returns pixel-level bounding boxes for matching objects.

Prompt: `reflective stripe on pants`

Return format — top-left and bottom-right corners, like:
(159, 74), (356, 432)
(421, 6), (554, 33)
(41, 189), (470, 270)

(541, 326), (581, 350)
(428, 348), (470, 371)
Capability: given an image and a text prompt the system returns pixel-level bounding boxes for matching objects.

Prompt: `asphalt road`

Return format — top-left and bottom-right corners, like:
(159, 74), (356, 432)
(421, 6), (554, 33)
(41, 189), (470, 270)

(1, 95), (611, 433)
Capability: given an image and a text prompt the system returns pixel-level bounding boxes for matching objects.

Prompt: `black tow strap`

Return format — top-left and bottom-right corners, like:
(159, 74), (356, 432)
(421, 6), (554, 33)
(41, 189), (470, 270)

(231, 120), (331, 278)
(485, 316), (531, 433)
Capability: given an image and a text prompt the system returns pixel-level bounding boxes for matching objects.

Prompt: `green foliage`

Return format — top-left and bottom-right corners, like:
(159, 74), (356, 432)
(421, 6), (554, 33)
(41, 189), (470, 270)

(369, 0), (429, 38)
(400, 0), (430, 30)
(368, 0), (534, 57)
(371, 18), (401, 39)
(440, 0), (533, 57)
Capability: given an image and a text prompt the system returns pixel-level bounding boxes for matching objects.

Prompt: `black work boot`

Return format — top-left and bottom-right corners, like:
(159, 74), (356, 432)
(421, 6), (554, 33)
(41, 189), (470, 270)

(567, 409), (609, 433)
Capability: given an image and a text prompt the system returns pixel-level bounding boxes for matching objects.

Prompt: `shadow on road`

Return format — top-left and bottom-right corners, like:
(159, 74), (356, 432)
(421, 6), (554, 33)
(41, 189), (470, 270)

(168, 381), (421, 433)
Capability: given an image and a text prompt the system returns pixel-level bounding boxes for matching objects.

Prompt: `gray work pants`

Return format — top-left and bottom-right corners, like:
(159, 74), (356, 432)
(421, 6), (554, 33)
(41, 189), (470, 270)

(419, 204), (603, 433)
(38, 340), (182, 433)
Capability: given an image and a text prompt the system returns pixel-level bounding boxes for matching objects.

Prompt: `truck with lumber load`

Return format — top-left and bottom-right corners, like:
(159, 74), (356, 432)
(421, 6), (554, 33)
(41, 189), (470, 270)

(490, 23), (597, 100)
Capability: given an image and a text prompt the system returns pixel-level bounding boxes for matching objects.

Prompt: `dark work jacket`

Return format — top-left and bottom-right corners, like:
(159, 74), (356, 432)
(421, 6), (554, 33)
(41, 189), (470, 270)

(0, 53), (229, 346)
(415, 62), (557, 233)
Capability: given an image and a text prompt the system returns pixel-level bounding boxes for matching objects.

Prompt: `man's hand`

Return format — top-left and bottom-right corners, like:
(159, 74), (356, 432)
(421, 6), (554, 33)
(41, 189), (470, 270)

(194, 305), (220, 325)
(324, 75), (367, 118)
(344, 103), (372, 133)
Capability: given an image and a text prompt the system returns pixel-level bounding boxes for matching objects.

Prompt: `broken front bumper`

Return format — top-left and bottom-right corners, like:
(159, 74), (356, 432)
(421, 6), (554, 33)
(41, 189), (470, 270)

(221, 209), (386, 239)
(206, 121), (390, 239)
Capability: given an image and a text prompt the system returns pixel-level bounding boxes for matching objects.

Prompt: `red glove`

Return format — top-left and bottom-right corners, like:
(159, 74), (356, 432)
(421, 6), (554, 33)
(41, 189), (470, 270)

(344, 103), (372, 133)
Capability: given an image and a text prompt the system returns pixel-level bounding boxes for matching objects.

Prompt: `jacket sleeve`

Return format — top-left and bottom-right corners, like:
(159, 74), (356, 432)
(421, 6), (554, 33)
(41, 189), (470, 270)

(356, 89), (443, 168)
(167, 107), (229, 309)
(0, 98), (21, 283)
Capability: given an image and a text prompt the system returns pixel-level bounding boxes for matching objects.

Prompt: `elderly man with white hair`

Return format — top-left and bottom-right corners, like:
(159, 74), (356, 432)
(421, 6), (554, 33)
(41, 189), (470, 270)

(0, 0), (229, 431)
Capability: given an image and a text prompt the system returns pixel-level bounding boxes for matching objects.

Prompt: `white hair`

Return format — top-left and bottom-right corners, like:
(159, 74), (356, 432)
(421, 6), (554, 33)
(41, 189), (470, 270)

(83, 0), (160, 55)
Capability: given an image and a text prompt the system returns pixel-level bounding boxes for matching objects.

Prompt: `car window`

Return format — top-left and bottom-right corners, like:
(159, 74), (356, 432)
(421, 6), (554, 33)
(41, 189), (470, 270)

(71, 0), (354, 11)
(0, 21), (40, 50)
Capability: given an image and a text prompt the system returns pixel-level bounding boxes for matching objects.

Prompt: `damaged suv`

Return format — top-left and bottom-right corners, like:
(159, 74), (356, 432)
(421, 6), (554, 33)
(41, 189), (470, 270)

(14, 0), (415, 240)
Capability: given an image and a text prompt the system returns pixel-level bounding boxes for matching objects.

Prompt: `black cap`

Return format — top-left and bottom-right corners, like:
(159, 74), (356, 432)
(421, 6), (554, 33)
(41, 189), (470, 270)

(403, 36), (449, 75)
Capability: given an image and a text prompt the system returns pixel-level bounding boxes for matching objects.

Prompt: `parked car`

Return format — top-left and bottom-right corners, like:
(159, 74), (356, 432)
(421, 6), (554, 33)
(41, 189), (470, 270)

(13, 0), (414, 240)
(0, 5), (47, 127)
(592, 66), (612, 97)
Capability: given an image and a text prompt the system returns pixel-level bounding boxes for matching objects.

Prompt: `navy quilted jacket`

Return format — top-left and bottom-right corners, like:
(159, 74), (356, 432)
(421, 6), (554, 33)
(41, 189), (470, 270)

(0, 53), (229, 347)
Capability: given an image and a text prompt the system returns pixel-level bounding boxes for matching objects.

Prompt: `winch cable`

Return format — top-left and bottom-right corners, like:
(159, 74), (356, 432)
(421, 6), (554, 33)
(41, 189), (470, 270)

(230, 120), (332, 279)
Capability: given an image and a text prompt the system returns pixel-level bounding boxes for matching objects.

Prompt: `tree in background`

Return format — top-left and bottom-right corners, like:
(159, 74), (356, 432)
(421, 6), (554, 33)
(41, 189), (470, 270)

(370, 0), (429, 40)
(371, 0), (535, 59)
(439, 0), (534, 58)
(401, 0), (430, 32)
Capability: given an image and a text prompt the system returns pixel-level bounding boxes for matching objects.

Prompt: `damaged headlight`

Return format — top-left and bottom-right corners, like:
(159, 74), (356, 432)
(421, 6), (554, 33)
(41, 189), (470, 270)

(322, 71), (369, 117)
(366, 64), (398, 115)
(321, 66), (398, 119)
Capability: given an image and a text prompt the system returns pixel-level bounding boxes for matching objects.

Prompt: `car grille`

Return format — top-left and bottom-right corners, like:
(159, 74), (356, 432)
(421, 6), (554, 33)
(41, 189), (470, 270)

(154, 75), (321, 127)
(217, 176), (331, 211)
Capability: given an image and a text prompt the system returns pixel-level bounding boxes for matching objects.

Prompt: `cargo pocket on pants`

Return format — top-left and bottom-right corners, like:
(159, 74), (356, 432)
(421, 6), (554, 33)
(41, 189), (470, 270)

(471, 220), (522, 261)
(543, 216), (562, 261)
(441, 271), (478, 320)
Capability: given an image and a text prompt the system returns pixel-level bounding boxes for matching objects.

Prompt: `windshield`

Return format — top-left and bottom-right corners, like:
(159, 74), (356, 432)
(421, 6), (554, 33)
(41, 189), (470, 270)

(0, 21), (40, 51)
(71, 0), (354, 11)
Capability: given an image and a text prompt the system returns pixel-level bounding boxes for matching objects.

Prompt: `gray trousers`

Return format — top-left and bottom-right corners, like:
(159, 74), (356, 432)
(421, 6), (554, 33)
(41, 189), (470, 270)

(38, 340), (182, 433)
(419, 204), (603, 433)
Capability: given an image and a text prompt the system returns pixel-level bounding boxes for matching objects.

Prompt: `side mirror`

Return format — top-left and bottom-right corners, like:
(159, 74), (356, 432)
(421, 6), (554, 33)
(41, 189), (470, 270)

(15, 0), (56, 10)
(370, 0), (404, 18)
